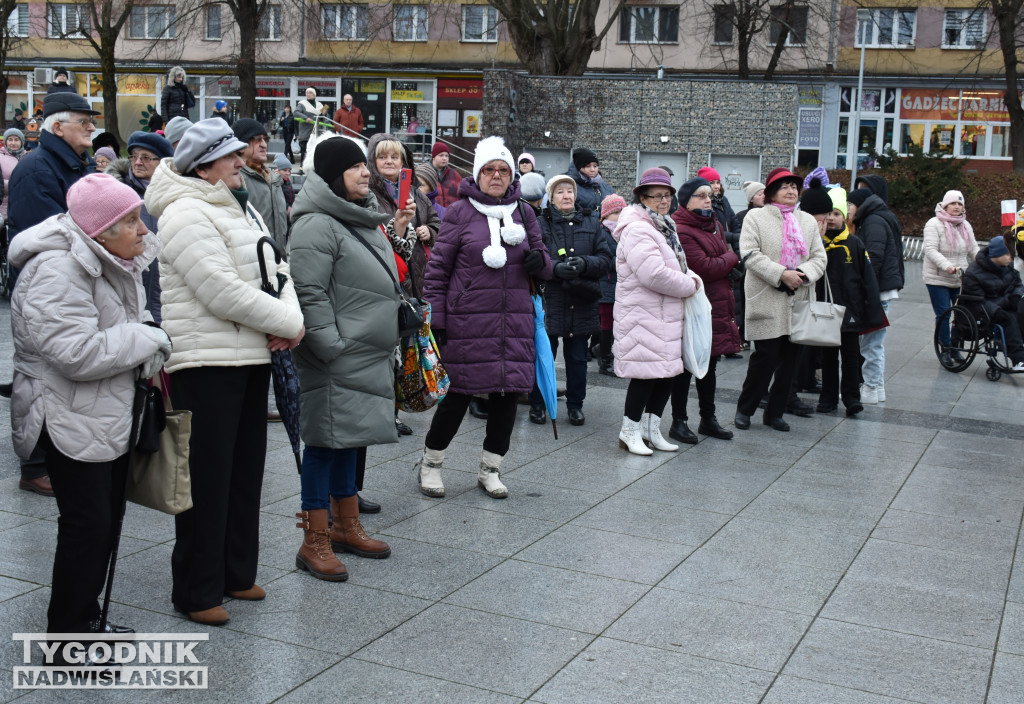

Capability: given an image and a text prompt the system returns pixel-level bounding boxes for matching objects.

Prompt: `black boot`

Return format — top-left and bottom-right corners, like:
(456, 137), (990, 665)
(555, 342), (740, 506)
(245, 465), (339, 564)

(529, 406), (547, 424)
(468, 397), (489, 419)
(598, 329), (617, 377)
(668, 418), (698, 444)
(698, 416), (733, 440)
(357, 494), (381, 514)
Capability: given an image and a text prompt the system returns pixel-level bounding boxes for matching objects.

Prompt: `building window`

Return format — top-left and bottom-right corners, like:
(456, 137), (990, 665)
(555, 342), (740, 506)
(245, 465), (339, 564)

(942, 8), (985, 49)
(48, 3), (90, 38)
(7, 4), (29, 37)
(129, 5), (175, 39)
(206, 5), (221, 39)
(394, 5), (427, 42)
(322, 4), (369, 40)
(618, 6), (679, 44)
(854, 8), (914, 48)
(462, 5), (499, 42)
(712, 5), (734, 45)
(768, 5), (807, 46)
(257, 4), (282, 40)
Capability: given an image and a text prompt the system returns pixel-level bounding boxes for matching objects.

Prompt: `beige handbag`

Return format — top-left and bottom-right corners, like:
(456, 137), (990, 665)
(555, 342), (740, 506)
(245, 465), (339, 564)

(127, 376), (193, 515)
(789, 272), (845, 347)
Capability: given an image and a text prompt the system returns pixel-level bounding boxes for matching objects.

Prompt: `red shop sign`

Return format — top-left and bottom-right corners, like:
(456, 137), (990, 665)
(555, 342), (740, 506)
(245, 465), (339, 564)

(438, 79), (483, 99)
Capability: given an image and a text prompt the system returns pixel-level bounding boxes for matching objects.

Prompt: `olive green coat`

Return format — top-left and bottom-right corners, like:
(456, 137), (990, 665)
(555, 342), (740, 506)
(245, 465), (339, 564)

(289, 170), (401, 448)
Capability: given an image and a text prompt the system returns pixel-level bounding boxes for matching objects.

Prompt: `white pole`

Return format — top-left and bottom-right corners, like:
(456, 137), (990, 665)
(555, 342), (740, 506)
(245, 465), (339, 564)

(850, 18), (868, 189)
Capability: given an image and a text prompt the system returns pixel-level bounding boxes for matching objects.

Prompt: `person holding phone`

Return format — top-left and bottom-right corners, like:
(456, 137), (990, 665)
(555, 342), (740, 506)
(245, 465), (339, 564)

(733, 168), (827, 432)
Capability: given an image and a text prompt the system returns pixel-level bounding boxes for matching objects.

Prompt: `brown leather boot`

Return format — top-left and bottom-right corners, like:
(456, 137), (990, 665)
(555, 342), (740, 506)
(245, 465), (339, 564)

(329, 496), (391, 558)
(295, 509), (348, 581)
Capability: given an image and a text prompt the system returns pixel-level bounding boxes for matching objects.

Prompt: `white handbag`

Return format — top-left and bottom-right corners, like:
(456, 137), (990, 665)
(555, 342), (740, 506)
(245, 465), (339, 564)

(789, 272), (845, 347)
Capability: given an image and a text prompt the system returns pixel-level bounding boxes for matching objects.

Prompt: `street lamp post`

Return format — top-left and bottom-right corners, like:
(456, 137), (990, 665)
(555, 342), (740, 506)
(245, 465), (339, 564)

(850, 16), (869, 189)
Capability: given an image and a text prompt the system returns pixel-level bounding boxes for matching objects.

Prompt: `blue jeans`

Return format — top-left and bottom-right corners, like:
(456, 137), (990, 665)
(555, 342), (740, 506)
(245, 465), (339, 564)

(926, 285), (960, 347)
(530, 334), (589, 411)
(859, 299), (890, 389)
(300, 446), (358, 510)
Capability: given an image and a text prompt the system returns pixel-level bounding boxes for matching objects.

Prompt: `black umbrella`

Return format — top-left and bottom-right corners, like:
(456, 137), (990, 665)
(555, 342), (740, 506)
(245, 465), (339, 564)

(257, 236), (303, 474)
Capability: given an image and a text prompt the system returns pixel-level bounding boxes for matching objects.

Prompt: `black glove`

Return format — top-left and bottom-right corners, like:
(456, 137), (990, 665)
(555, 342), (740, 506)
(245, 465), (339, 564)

(565, 256), (587, 275)
(433, 328), (447, 346)
(554, 260), (581, 280)
(522, 249), (545, 275)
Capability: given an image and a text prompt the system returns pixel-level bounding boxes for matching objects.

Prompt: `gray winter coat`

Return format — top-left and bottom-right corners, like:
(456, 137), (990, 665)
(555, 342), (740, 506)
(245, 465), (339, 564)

(289, 170), (401, 449)
(241, 164), (289, 248)
(9, 213), (166, 462)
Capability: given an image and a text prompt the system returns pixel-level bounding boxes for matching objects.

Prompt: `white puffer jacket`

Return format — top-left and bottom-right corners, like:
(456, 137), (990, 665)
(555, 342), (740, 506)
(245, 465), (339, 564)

(922, 210), (979, 288)
(9, 213), (166, 462)
(145, 158), (303, 373)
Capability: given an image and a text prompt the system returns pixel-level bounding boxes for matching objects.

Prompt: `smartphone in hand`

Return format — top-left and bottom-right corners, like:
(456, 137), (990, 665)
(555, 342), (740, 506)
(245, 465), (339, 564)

(398, 168), (413, 208)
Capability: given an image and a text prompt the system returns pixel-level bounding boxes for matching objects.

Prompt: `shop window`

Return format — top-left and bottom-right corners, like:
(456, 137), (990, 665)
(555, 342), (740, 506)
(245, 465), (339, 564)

(900, 123), (924, 153)
(257, 5), (282, 40)
(929, 123), (956, 155)
(942, 9), (985, 49)
(7, 4), (29, 37)
(462, 5), (498, 42)
(857, 119), (877, 153)
(990, 126), (1010, 158)
(394, 5), (427, 41)
(712, 5), (734, 45)
(960, 125), (987, 156)
(619, 6), (679, 44)
(206, 5), (221, 40)
(769, 5), (807, 46)
(854, 8), (915, 48)
(129, 5), (176, 40)
(48, 3), (90, 38)
(322, 4), (369, 40)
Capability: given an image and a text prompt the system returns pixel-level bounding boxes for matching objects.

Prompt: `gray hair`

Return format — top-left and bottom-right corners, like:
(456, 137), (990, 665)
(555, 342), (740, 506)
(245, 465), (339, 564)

(42, 112), (71, 133)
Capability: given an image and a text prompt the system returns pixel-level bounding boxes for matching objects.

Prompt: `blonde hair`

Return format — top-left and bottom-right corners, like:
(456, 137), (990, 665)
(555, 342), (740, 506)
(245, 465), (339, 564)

(373, 139), (407, 167)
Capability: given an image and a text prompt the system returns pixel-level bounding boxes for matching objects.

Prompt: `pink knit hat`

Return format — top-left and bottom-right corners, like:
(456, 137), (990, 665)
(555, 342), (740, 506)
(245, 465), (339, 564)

(66, 173), (143, 238)
(697, 166), (722, 182)
(601, 193), (627, 219)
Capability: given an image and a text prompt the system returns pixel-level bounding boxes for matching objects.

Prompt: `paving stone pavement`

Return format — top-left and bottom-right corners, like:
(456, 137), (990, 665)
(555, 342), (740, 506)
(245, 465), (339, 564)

(0, 260), (1022, 702)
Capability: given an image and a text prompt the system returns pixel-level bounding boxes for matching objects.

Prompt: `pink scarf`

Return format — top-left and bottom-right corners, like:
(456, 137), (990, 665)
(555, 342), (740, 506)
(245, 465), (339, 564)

(776, 204), (808, 269)
(935, 208), (973, 250)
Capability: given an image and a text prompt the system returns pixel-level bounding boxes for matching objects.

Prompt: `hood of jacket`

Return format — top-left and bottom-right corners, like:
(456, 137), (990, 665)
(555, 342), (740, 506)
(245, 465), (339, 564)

(241, 161), (282, 187)
(290, 168), (390, 230)
(106, 157), (149, 194)
(974, 246), (1007, 275)
(858, 174), (890, 205)
(167, 66), (186, 83)
(612, 204), (657, 242)
(852, 193), (890, 224)
(456, 175), (523, 206)
(365, 132), (415, 193)
(567, 161), (599, 186)
(9, 211), (159, 273)
(145, 157), (244, 221)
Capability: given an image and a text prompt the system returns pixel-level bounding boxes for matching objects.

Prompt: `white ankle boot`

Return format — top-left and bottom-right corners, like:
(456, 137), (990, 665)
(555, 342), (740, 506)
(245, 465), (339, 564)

(416, 447), (445, 498)
(478, 450), (508, 498)
(640, 413), (678, 452)
(619, 416), (653, 456)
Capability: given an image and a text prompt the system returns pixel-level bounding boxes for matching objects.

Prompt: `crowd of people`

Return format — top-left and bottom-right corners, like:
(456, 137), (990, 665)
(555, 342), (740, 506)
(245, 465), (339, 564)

(6, 78), (1024, 667)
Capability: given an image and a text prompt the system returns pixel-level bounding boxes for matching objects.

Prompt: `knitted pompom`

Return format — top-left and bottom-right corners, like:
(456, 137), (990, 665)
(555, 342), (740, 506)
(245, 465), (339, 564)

(500, 222), (525, 246)
(482, 244), (507, 269)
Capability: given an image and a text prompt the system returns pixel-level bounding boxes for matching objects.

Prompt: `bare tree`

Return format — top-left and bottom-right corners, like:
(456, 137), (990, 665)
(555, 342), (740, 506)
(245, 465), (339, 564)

(485, 0), (627, 75)
(218, 0), (272, 117)
(988, 0), (1024, 172)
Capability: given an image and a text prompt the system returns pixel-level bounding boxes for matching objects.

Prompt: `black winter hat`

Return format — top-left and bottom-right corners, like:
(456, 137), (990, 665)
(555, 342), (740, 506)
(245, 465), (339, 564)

(314, 136), (366, 185)
(846, 188), (873, 208)
(799, 177), (833, 215)
(232, 118), (268, 144)
(55, 67), (69, 79)
(572, 148), (598, 170)
(677, 177), (711, 207)
(42, 92), (100, 118)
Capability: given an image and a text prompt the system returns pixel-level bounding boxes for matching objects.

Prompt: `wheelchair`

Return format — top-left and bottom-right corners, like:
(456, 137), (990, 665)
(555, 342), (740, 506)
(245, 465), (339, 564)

(934, 293), (1024, 381)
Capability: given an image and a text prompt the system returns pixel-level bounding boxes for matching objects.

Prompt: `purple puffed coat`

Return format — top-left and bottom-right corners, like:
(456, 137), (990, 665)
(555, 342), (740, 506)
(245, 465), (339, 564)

(423, 178), (553, 395)
(673, 207), (741, 357)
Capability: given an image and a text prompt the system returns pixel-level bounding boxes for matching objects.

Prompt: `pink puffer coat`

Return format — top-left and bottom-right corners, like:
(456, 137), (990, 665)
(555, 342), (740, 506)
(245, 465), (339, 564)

(612, 205), (699, 379)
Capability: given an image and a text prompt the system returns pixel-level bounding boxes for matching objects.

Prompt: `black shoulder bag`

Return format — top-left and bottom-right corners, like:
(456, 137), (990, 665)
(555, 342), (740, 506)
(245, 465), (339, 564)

(347, 225), (426, 337)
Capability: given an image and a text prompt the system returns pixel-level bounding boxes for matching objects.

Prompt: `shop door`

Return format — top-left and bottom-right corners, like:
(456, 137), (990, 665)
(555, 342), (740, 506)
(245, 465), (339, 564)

(387, 78), (435, 162)
(638, 152), (689, 192)
(528, 148), (571, 178)
(709, 154), (761, 214)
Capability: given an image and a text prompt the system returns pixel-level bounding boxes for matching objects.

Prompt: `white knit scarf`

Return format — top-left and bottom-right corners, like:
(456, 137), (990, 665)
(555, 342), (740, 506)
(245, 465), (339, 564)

(469, 199), (526, 268)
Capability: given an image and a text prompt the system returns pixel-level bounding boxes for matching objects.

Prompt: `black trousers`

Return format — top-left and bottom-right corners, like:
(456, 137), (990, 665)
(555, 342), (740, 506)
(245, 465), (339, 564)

(820, 333), (862, 408)
(20, 444), (47, 481)
(169, 365), (270, 612)
(623, 378), (674, 422)
(425, 392), (519, 456)
(671, 355), (721, 422)
(41, 430), (129, 634)
(736, 336), (799, 420)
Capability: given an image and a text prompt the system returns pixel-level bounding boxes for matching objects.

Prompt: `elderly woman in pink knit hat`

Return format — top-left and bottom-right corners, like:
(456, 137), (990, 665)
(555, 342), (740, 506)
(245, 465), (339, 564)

(8, 173), (171, 655)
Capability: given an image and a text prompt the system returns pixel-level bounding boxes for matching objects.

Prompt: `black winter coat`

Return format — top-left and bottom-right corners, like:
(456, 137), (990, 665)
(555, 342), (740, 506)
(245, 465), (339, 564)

(961, 247), (1024, 321)
(852, 194), (905, 292)
(712, 193), (737, 234)
(598, 222), (618, 303)
(566, 163), (615, 214)
(161, 82), (194, 121)
(7, 131), (93, 242)
(820, 228), (885, 333)
(539, 206), (613, 338)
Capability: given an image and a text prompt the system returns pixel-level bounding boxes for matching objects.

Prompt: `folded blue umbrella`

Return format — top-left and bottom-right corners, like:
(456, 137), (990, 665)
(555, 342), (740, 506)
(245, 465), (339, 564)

(532, 293), (558, 439)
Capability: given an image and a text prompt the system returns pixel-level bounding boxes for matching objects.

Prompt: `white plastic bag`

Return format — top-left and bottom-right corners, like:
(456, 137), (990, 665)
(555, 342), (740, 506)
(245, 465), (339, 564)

(681, 275), (712, 379)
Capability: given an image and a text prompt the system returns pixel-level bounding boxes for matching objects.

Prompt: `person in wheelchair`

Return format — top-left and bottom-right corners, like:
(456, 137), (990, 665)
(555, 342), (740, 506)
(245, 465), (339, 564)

(960, 236), (1024, 371)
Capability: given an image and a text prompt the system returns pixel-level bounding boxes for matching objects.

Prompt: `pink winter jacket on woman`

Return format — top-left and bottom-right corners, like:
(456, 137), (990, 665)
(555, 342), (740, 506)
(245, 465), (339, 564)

(612, 205), (699, 379)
